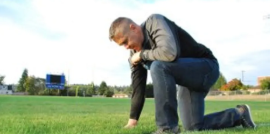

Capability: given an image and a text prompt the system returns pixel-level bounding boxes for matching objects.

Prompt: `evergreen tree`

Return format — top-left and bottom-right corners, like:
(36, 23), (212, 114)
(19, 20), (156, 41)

(17, 68), (28, 92)
(99, 81), (108, 95)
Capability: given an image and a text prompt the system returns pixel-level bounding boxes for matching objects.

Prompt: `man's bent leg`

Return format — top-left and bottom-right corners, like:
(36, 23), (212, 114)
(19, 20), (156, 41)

(177, 85), (242, 131)
(177, 85), (204, 130)
(150, 58), (242, 131)
(149, 58), (216, 130)
(171, 58), (242, 131)
(150, 61), (179, 130)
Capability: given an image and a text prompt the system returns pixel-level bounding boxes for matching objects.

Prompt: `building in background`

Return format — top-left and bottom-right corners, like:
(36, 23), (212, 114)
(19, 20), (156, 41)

(112, 94), (129, 98)
(0, 85), (13, 94)
(257, 76), (270, 86)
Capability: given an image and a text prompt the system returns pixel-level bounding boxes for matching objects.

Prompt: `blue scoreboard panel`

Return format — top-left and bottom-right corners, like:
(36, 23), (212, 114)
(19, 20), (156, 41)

(46, 74), (65, 90)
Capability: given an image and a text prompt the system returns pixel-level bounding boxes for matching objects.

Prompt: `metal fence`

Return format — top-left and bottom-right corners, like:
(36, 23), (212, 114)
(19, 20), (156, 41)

(208, 90), (270, 96)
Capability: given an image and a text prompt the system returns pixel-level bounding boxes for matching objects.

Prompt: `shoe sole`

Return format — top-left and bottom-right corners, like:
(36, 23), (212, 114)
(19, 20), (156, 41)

(244, 104), (256, 129)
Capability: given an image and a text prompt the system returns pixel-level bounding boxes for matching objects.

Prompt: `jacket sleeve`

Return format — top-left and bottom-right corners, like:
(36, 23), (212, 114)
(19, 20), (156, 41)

(128, 51), (147, 120)
(140, 14), (179, 62)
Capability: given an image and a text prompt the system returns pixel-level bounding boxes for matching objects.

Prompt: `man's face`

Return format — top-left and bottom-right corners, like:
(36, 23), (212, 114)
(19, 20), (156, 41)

(113, 24), (143, 52)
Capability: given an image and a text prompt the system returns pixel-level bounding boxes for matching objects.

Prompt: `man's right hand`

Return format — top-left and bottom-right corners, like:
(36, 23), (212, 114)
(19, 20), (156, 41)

(124, 119), (138, 129)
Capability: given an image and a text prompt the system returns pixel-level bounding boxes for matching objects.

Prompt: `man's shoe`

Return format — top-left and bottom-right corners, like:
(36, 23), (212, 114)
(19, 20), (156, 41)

(236, 104), (256, 129)
(152, 127), (180, 134)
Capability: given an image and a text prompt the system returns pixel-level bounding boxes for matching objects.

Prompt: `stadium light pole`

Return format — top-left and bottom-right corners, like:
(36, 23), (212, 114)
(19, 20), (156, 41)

(241, 70), (245, 83)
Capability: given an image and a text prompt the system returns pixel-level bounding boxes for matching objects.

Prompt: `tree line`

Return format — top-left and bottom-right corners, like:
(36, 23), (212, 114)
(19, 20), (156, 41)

(0, 68), (154, 97)
(1, 69), (270, 97)
(211, 72), (270, 91)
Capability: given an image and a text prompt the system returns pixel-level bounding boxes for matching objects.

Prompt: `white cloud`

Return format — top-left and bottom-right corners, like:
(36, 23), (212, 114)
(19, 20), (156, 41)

(0, 0), (269, 86)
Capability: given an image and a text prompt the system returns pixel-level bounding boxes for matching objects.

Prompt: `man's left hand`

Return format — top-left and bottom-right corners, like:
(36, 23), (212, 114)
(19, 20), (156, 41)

(131, 51), (141, 65)
(124, 119), (138, 129)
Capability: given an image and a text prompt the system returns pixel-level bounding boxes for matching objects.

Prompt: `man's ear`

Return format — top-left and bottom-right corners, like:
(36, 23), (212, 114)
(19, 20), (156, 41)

(129, 23), (136, 31)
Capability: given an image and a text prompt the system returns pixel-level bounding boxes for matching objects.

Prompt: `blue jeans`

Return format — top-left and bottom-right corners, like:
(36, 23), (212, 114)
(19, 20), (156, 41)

(144, 58), (241, 131)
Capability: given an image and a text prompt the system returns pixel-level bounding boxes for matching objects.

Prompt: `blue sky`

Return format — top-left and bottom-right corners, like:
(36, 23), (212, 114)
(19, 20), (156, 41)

(0, 0), (269, 86)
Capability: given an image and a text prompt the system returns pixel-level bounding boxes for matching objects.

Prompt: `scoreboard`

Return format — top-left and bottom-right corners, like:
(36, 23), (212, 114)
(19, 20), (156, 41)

(46, 74), (65, 90)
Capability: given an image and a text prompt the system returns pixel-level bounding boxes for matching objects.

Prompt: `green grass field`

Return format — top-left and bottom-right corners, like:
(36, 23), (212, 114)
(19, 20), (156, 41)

(0, 96), (269, 134)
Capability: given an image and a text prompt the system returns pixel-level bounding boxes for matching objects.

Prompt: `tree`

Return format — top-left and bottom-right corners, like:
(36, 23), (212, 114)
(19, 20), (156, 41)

(75, 86), (80, 97)
(17, 69), (28, 92)
(241, 84), (254, 90)
(211, 72), (227, 90)
(104, 87), (114, 97)
(88, 82), (96, 95)
(260, 78), (270, 90)
(123, 86), (132, 96)
(0, 75), (5, 85)
(34, 77), (46, 94)
(24, 76), (46, 95)
(99, 81), (108, 95)
(24, 76), (36, 95)
(145, 83), (154, 98)
(220, 84), (229, 91)
(220, 78), (243, 91)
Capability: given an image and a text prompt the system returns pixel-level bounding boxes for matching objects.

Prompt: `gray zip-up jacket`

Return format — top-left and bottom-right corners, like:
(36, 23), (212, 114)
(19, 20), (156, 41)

(128, 14), (217, 120)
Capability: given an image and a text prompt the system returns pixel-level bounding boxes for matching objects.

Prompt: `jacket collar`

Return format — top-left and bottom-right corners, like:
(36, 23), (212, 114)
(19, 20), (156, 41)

(140, 22), (151, 50)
